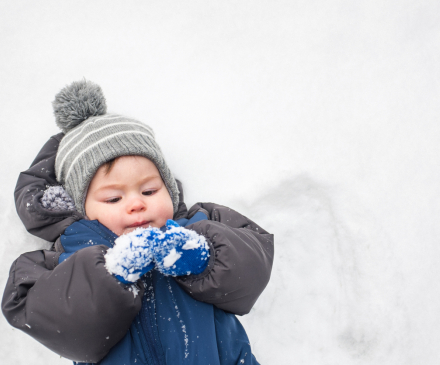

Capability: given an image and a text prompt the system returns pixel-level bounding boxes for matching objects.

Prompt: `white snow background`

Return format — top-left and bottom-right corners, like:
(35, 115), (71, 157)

(1, 1), (440, 364)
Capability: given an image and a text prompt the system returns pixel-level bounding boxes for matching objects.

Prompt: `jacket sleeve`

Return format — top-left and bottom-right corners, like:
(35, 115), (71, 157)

(175, 203), (274, 316)
(1, 245), (144, 363)
(14, 133), (82, 242)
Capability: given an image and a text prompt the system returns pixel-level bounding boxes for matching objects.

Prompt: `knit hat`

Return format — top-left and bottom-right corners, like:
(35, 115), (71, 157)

(52, 80), (179, 216)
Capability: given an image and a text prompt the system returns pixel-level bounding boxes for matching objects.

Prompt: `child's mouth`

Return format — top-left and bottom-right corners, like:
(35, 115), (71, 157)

(127, 221), (151, 229)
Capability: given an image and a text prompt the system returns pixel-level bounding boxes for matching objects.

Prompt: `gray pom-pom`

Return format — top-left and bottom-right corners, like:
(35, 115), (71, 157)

(52, 79), (107, 133)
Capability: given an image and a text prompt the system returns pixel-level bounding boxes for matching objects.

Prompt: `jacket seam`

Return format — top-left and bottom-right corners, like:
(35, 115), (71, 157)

(11, 259), (18, 289)
(51, 134), (64, 143)
(50, 252), (61, 269)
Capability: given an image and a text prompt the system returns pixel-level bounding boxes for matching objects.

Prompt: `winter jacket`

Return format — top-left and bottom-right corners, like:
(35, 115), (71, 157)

(2, 133), (274, 362)
(55, 217), (258, 364)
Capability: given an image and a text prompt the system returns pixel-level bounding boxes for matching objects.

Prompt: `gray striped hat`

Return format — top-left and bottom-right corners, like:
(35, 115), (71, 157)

(53, 80), (179, 215)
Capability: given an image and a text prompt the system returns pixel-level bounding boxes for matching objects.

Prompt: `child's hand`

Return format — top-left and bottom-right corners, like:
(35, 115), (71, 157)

(105, 227), (160, 284)
(153, 219), (210, 277)
(105, 220), (210, 282)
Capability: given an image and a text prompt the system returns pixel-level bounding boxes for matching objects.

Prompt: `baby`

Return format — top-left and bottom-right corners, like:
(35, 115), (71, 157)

(2, 80), (274, 365)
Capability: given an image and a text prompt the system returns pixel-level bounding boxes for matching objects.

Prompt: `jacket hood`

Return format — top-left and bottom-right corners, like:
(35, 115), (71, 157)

(14, 132), (186, 242)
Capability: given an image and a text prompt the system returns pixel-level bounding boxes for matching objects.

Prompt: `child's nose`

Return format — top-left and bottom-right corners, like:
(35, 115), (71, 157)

(127, 197), (146, 213)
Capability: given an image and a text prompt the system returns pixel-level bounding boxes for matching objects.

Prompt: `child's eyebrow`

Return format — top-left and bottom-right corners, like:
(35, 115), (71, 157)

(95, 175), (161, 192)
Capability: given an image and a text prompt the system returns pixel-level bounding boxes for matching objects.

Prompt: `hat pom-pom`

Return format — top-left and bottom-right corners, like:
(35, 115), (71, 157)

(52, 79), (107, 133)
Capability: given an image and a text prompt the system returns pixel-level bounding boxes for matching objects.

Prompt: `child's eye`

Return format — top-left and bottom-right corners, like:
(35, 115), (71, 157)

(142, 190), (155, 196)
(106, 197), (121, 203)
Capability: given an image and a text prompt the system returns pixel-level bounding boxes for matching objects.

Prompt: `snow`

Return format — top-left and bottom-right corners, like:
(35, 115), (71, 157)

(166, 279), (190, 359)
(105, 227), (156, 282)
(162, 248), (182, 268)
(1, 1), (440, 364)
(128, 285), (140, 298)
(181, 237), (204, 250)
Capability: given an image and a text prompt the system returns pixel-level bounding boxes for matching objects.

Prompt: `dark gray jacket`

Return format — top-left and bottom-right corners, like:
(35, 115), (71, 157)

(2, 133), (274, 361)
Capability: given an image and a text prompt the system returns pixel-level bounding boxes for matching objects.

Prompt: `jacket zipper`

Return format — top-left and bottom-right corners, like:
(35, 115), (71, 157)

(139, 273), (167, 365)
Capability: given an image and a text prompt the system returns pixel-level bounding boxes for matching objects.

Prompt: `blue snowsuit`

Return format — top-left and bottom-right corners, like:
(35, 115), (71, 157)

(59, 215), (259, 365)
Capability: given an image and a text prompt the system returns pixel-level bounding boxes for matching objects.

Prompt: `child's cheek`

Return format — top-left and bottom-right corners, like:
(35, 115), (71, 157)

(98, 207), (123, 235)
(160, 199), (174, 223)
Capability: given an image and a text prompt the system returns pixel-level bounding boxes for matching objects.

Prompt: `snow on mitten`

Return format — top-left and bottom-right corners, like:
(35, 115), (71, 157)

(153, 219), (210, 277)
(105, 227), (161, 284)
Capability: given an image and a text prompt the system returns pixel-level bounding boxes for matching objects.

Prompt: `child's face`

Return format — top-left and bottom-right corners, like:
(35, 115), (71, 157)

(84, 155), (174, 236)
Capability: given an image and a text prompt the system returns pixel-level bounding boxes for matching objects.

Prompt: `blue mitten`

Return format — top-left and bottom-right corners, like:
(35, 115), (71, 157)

(105, 227), (161, 284)
(153, 219), (210, 276)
